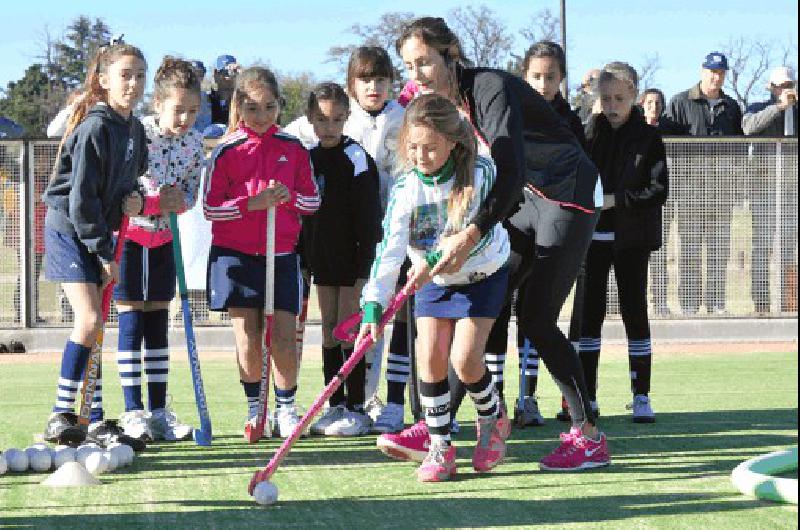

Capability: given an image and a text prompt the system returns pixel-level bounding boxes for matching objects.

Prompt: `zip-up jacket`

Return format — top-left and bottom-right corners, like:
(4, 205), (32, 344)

(283, 99), (405, 212)
(203, 124), (319, 255)
(743, 96), (798, 137)
(361, 156), (510, 323)
(125, 115), (204, 248)
(585, 108), (669, 251)
(666, 83), (743, 136)
(551, 92), (588, 151)
(303, 136), (382, 285)
(43, 103), (147, 262)
(456, 65), (600, 238)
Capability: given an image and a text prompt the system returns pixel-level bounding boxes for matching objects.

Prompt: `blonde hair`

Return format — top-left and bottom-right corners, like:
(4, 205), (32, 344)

(399, 93), (477, 229)
(227, 66), (284, 134)
(597, 61), (639, 95)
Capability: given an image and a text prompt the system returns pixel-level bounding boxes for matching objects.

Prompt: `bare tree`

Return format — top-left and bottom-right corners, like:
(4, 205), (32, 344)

(325, 12), (416, 79)
(509, 8), (562, 74)
(520, 8), (560, 46)
(448, 5), (513, 67)
(720, 36), (772, 109)
(638, 53), (662, 90)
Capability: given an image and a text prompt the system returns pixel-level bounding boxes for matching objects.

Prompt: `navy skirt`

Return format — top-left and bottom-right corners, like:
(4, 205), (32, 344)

(207, 245), (301, 314)
(114, 240), (176, 302)
(44, 227), (102, 284)
(414, 266), (509, 319)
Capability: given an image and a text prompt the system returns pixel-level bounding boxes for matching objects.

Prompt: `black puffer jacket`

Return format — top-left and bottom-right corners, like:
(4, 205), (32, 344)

(585, 108), (669, 251)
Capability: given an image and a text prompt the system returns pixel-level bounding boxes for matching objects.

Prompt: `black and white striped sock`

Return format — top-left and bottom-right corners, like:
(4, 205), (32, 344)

(419, 379), (451, 446)
(466, 369), (499, 419)
(485, 352), (506, 399)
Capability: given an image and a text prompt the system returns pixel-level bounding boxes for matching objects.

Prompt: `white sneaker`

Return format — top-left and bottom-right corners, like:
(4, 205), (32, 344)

(628, 395), (655, 423)
(364, 395), (385, 423)
(119, 410), (152, 442)
(311, 405), (346, 435)
(372, 402), (405, 434)
(325, 410), (372, 436)
(150, 408), (193, 441)
(275, 406), (308, 439)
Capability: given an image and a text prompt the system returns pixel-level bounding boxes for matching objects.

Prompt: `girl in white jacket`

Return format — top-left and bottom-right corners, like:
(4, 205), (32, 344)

(357, 94), (510, 482)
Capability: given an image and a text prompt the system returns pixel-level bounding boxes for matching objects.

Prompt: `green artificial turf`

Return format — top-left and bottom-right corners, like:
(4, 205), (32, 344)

(0, 350), (797, 529)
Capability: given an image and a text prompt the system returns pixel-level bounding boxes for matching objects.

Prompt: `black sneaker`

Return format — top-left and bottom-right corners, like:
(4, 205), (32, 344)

(44, 412), (85, 446)
(0, 343), (9, 354)
(9, 340), (25, 353)
(88, 419), (147, 452)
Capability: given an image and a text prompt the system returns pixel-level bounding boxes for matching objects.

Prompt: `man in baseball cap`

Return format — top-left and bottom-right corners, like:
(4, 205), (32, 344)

(209, 54), (241, 131)
(743, 65), (797, 314)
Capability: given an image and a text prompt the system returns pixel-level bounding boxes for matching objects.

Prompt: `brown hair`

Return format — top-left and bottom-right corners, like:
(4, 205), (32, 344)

(307, 82), (349, 116)
(227, 66), (284, 134)
(522, 40), (566, 79)
(153, 56), (201, 102)
(346, 46), (394, 95)
(398, 93), (477, 229)
(639, 88), (666, 111)
(61, 43), (147, 144)
(395, 17), (471, 102)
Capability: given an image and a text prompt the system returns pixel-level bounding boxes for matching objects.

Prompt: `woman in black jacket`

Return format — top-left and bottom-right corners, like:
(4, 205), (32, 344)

(582, 63), (669, 423)
(382, 17), (608, 472)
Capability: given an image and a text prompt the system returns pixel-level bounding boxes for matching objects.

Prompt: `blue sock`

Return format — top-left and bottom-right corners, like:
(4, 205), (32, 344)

(274, 385), (297, 410)
(242, 381), (261, 419)
(54, 341), (90, 414)
(143, 309), (169, 411)
(117, 310), (144, 411)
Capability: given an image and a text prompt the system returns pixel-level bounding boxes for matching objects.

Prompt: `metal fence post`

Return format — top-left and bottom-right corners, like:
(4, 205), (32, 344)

(774, 140), (783, 314)
(19, 141), (31, 328)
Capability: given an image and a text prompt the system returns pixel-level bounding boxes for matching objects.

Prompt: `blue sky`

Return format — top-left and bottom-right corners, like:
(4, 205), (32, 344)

(1, 0), (797, 102)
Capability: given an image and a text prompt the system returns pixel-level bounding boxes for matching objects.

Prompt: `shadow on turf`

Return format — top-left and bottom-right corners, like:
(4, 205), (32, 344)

(2, 492), (780, 528)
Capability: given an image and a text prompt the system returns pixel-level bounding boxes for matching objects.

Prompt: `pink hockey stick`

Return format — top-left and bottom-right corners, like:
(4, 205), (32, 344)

(248, 279), (415, 495)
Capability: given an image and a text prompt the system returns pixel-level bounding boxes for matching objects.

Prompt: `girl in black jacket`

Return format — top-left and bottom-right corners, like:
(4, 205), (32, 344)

(302, 83), (382, 437)
(582, 62), (669, 423)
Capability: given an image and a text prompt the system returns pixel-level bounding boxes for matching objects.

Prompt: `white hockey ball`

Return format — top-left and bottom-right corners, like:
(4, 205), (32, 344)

(253, 481), (279, 506)
(84, 451), (109, 476)
(4, 449), (28, 472)
(53, 446), (77, 468)
(28, 449), (53, 472)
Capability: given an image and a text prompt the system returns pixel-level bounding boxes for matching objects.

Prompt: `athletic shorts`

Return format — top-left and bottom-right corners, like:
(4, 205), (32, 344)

(207, 245), (301, 314)
(414, 266), (509, 319)
(43, 227), (102, 284)
(114, 240), (176, 302)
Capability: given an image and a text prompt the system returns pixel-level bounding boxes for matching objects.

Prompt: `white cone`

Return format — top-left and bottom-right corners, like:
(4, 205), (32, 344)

(42, 462), (101, 487)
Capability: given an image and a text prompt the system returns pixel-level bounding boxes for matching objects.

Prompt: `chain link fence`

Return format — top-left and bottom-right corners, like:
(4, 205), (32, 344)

(1, 137), (796, 328)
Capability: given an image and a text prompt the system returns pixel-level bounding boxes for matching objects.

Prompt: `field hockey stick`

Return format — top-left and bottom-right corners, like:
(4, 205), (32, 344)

(246, 205), (276, 443)
(406, 296), (423, 422)
(169, 212), (212, 446)
(248, 279), (415, 494)
(76, 216), (129, 431)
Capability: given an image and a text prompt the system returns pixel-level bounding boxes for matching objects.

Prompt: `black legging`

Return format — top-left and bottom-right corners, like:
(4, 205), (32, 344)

(505, 189), (599, 425)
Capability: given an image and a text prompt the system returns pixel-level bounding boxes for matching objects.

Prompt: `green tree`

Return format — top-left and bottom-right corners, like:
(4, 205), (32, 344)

(0, 65), (54, 136)
(53, 16), (112, 89)
(279, 71), (317, 126)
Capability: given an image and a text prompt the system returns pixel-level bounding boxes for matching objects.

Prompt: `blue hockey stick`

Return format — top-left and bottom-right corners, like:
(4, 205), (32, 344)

(169, 212), (212, 446)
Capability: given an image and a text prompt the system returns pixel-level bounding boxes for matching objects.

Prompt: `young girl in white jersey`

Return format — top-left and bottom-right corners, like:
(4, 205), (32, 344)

(358, 94), (510, 482)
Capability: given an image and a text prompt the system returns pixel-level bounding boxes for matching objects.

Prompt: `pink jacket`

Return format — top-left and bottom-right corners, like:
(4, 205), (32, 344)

(203, 124), (319, 256)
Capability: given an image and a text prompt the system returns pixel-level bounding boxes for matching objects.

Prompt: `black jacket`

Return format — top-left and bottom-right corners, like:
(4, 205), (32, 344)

(551, 92), (588, 151)
(302, 136), (382, 286)
(43, 104), (147, 261)
(457, 65), (599, 236)
(666, 83), (743, 136)
(585, 109), (669, 251)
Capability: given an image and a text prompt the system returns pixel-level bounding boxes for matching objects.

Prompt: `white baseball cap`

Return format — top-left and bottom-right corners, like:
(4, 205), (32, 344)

(769, 66), (796, 86)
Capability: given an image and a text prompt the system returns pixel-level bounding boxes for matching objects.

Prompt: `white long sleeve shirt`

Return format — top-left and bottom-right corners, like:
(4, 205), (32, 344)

(361, 155), (509, 320)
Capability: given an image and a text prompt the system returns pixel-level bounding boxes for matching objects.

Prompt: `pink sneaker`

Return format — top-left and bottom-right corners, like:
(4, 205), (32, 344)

(417, 442), (457, 482)
(377, 420), (430, 462)
(472, 411), (507, 472)
(496, 403), (512, 440)
(539, 428), (610, 471)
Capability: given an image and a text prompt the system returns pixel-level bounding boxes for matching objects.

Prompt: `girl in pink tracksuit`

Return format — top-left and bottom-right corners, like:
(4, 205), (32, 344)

(203, 66), (320, 439)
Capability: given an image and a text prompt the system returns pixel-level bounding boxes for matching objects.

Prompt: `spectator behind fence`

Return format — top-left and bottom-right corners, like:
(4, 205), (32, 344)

(574, 68), (601, 124)
(205, 54), (240, 137)
(666, 51), (743, 315)
(189, 60), (213, 135)
(639, 88), (683, 316)
(743, 66), (798, 313)
(0, 116), (24, 138)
